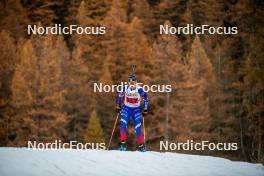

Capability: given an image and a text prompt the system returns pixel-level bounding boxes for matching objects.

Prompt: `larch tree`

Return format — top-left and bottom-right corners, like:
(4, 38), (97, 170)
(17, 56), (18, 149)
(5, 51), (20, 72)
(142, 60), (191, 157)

(21, 0), (58, 26)
(11, 34), (70, 145)
(85, 110), (105, 143)
(180, 35), (216, 153)
(11, 38), (40, 145)
(0, 0), (29, 39)
(152, 20), (194, 146)
(187, 36), (215, 82)
(64, 40), (96, 142)
(238, 3), (264, 162)
(127, 0), (155, 38)
(65, 0), (112, 142)
(0, 30), (18, 146)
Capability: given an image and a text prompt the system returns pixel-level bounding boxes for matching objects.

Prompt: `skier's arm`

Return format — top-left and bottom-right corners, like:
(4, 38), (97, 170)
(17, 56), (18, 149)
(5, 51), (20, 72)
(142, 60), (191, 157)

(116, 87), (125, 110)
(138, 88), (149, 110)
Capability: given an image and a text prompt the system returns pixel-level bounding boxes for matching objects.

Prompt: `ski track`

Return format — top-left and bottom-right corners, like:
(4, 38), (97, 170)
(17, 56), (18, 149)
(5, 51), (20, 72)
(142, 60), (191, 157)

(0, 148), (263, 176)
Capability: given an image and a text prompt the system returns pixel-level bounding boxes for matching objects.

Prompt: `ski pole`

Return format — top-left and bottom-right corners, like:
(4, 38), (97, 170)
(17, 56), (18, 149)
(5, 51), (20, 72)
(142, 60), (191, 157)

(107, 113), (120, 150)
(142, 116), (146, 149)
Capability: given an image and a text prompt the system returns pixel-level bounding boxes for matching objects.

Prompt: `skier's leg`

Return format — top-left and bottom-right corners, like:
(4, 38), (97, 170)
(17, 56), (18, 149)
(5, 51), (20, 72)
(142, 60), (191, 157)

(132, 107), (144, 145)
(119, 105), (130, 143)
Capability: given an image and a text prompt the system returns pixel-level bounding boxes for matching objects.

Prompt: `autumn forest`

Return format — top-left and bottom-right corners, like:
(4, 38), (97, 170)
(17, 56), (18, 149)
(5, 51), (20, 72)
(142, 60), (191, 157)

(0, 0), (263, 163)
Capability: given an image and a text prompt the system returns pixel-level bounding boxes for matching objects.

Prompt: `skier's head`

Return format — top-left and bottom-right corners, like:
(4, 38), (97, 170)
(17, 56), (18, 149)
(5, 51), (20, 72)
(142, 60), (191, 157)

(128, 74), (137, 88)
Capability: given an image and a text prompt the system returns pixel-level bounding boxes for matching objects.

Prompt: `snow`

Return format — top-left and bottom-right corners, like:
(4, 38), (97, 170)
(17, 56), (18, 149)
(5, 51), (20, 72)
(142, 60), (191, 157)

(0, 148), (263, 176)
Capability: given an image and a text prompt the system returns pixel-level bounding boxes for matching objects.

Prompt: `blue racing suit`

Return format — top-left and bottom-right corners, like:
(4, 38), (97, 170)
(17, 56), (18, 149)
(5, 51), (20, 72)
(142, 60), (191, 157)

(117, 85), (148, 144)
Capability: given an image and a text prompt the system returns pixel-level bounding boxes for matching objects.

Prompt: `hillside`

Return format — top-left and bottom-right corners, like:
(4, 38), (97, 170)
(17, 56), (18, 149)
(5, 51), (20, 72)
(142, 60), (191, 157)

(0, 148), (263, 176)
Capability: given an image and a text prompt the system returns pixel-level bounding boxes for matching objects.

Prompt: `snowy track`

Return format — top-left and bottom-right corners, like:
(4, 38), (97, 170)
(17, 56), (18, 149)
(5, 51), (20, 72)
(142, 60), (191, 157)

(0, 148), (263, 176)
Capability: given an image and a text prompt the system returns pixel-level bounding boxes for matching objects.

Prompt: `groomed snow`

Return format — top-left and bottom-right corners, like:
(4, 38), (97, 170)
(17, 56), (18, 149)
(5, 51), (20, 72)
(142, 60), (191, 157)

(0, 148), (263, 176)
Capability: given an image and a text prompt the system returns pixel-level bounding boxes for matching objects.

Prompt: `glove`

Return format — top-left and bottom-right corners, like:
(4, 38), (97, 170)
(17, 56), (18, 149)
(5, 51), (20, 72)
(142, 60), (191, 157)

(116, 105), (121, 113)
(142, 109), (148, 116)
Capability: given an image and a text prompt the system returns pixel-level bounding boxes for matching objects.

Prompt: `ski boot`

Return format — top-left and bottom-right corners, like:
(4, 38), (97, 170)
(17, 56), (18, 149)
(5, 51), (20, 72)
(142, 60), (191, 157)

(138, 144), (146, 152)
(119, 141), (127, 151)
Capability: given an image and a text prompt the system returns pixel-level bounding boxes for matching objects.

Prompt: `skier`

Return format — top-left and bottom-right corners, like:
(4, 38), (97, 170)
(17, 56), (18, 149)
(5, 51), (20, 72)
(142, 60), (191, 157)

(116, 74), (149, 152)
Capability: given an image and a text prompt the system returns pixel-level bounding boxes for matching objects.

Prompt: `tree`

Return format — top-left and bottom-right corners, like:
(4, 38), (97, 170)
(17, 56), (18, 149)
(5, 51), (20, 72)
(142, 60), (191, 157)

(127, 0), (155, 38)
(11, 34), (70, 145)
(238, 2), (264, 162)
(178, 35), (215, 148)
(77, 0), (111, 26)
(0, 30), (18, 146)
(63, 43), (93, 142)
(187, 36), (215, 82)
(21, 0), (58, 26)
(85, 110), (105, 143)
(152, 20), (186, 142)
(0, 0), (29, 39)
(65, 0), (112, 142)
(0, 30), (19, 102)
